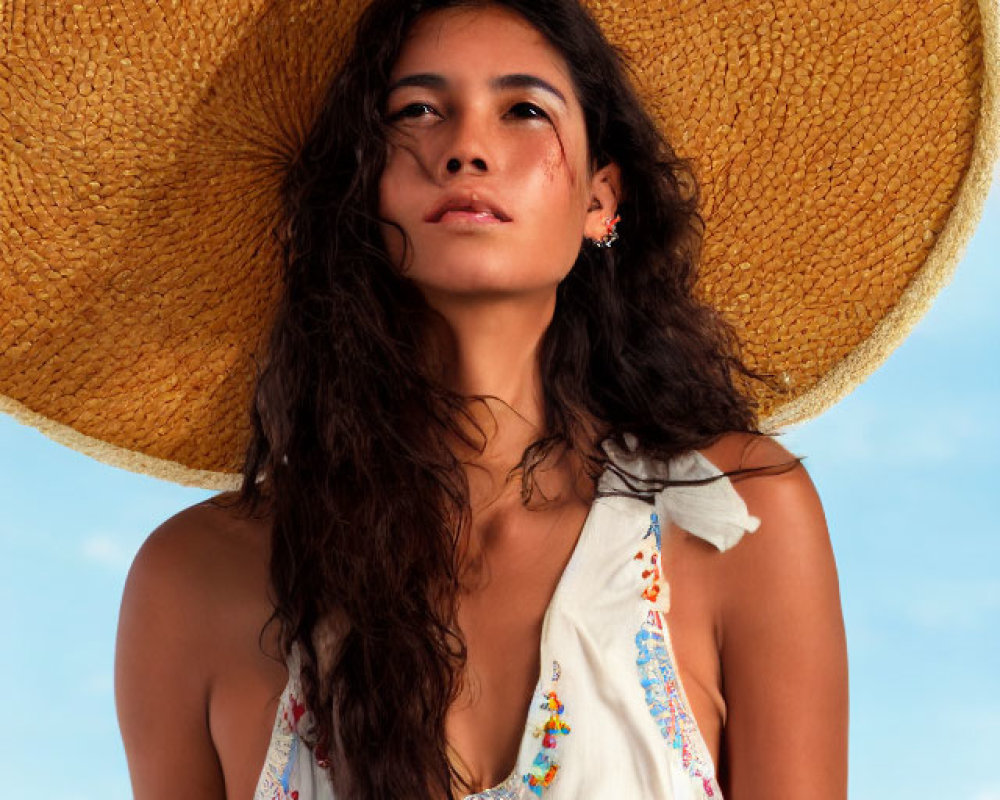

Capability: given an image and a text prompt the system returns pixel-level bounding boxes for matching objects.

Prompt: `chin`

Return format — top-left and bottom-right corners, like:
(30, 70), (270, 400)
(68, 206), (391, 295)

(403, 250), (497, 285)
(414, 275), (537, 298)
(408, 269), (559, 301)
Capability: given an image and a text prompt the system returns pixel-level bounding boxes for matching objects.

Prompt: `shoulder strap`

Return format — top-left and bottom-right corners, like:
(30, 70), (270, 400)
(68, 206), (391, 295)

(600, 435), (760, 552)
(654, 450), (760, 552)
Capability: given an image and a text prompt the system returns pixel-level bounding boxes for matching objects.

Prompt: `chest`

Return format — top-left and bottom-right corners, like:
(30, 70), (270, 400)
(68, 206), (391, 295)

(444, 497), (593, 792)
(449, 513), (725, 795)
(210, 512), (726, 800)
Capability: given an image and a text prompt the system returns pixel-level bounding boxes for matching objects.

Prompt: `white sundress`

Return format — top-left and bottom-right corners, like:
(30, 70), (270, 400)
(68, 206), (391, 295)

(253, 435), (762, 799)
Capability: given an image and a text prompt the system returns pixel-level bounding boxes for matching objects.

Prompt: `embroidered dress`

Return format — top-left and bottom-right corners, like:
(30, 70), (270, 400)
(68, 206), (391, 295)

(253, 436), (761, 800)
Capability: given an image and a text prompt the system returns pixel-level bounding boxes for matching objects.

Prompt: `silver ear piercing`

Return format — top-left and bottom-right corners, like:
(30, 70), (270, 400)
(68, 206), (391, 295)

(594, 214), (621, 248)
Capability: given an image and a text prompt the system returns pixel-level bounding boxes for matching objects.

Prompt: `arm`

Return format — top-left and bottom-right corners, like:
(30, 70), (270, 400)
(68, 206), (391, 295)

(717, 437), (849, 798)
(114, 504), (228, 800)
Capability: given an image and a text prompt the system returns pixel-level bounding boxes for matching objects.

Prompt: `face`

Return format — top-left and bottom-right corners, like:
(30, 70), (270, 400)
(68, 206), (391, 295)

(378, 4), (619, 302)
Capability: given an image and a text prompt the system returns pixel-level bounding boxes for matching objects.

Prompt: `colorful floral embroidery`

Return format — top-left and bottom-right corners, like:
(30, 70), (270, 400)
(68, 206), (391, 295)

(633, 511), (670, 613)
(634, 512), (718, 798)
(521, 660), (570, 797)
(464, 661), (569, 800)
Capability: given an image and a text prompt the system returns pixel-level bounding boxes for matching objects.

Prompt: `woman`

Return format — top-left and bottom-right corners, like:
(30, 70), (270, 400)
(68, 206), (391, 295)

(115, 0), (847, 797)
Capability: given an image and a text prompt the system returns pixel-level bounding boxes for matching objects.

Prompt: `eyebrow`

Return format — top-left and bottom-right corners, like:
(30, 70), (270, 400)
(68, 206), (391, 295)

(385, 72), (568, 107)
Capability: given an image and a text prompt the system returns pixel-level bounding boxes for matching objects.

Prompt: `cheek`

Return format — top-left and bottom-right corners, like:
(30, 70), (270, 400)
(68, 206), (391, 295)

(541, 144), (565, 185)
(524, 125), (568, 184)
(540, 120), (586, 190)
(538, 144), (589, 236)
(521, 148), (589, 269)
(535, 128), (588, 221)
(379, 139), (423, 215)
(377, 180), (407, 266)
(378, 147), (401, 216)
(513, 134), (581, 214)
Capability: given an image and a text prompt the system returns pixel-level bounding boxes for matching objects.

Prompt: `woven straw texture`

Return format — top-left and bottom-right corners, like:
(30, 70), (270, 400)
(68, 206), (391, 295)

(1, 0), (998, 489)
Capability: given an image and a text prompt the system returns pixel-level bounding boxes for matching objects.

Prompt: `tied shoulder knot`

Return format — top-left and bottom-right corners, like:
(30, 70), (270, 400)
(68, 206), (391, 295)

(653, 450), (761, 553)
(601, 435), (761, 553)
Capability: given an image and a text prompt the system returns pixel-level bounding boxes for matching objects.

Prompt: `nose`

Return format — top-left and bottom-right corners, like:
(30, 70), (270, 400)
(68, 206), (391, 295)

(446, 156), (488, 174)
(438, 108), (492, 180)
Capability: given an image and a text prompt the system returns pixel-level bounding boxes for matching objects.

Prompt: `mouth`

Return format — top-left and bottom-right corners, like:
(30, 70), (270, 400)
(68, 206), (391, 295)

(432, 209), (508, 225)
(426, 194), (511, 224)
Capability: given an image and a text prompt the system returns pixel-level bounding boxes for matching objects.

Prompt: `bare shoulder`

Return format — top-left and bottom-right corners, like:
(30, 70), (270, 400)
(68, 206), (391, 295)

(662, 432), (813, 572)
(696, 429), (803, 478)
(115, 491), (273, 799)
(698, 432), (848, 797)
(696, 430), (835, 624)
(120, 493), (271, 641)
(128, 491), (270, 595)
(697, 431), (825, 569)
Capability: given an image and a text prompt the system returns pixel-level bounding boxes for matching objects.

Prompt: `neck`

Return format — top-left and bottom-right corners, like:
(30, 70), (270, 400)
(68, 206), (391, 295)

(417, 288), (609, 514)
(419, 288), (555, 494)
(422, 289), (553, 407)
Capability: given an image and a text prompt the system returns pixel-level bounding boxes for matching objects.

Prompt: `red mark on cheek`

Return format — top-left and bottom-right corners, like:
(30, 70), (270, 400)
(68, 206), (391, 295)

(546, 126), (582, 191)
(542, 126), (573, 185)
(542, 146), (563, 182)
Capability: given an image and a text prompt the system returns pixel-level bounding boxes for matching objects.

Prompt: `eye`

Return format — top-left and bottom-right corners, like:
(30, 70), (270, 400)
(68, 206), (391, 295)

(507, 102), (550, 121)
(387, 102), (438, 122)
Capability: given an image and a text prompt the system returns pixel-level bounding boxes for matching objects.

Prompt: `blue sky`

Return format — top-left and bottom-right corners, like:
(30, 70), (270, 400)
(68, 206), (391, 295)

(0, 170), (997, 798)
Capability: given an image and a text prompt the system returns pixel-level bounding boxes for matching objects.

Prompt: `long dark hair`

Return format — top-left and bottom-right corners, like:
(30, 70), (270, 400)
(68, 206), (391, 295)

(223, 0), (786, 796)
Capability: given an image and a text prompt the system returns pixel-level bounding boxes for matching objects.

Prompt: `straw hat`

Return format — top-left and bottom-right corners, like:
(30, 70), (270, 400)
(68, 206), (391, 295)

(1, 0), (997, 490)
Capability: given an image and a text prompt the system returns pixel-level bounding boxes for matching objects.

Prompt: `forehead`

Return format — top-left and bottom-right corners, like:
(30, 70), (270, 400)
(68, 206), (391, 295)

(390, 5), (574, 90)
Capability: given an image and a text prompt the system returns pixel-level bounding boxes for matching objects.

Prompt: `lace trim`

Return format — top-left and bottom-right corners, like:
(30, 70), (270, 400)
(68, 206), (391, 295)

(254, 682), (305, 800)
(469, 769), (524, 799)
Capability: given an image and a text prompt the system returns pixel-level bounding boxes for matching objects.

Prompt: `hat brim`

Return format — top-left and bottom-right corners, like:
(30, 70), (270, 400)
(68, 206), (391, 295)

(1, 0), (998, 489)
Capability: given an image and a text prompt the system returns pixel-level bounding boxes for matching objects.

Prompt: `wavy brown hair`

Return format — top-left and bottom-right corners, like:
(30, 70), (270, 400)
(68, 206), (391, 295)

(222, 0), (791, 796)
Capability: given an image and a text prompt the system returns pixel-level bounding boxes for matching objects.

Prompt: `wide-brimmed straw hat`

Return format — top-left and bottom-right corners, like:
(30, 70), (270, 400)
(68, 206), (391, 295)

(1, 1), (998, 490)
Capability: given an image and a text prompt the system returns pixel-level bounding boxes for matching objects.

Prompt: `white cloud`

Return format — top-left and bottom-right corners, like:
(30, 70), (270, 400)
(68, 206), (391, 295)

(79, 533), (135, 572)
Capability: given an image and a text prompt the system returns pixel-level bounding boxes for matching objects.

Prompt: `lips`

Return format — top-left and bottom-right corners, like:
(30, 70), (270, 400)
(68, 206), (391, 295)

(426, 191), (511, 223)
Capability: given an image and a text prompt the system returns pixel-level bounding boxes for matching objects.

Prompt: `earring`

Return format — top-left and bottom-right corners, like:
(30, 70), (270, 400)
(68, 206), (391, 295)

(594, 214), (620, 248)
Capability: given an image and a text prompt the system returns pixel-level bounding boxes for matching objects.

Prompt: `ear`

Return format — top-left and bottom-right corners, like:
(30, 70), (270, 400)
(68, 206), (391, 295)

(583, 160), (622, 243)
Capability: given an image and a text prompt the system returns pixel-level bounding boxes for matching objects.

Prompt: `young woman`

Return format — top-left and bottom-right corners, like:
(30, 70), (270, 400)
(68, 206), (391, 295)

(115, 1), (847, 798)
